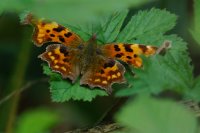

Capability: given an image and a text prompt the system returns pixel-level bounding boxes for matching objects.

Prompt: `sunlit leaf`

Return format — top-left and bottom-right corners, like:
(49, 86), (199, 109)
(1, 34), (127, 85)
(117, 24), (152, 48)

(117, 8), (177, 43)
(43, 65), (107, 102)
(98, 10), (128, 43)
(65, 10), (128, 42)
(116, 35), (194, 96)
(115, 9), (194, 97)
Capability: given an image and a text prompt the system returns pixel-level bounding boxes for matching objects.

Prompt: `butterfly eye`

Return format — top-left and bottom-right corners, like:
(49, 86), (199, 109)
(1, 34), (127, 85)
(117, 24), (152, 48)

(78, 44), (84, 50)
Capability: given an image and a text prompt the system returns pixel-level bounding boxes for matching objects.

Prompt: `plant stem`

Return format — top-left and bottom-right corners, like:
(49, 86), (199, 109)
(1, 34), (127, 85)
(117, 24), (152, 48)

(0, 27), (32, 133)
(0, 78), (48, 106)
(6, 28), (32, 133)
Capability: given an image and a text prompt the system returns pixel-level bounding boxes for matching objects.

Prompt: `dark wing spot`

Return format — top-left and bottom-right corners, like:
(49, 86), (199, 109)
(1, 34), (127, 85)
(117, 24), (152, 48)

(133, 54), (138, 58)
(58, 36), (65, 42)
(50, 34), (55, 37)
(60, 46), (69, 56)
(126, 56), (132, 59)
(46, 30), (50, 33)
(138, 45), (148, 53)
(104, 60), (115, 68)
(63, 58), (69, 62)
(53, 25), (65, 32)
(127, 61), (132, 64)
(46, 38), (52, 41)
(115, 54), (122, 58)
(64, 32), (72, 38)
(124, 44), (133, 52)
(114, 45), (120, 51)
(100, 69), (105, 74)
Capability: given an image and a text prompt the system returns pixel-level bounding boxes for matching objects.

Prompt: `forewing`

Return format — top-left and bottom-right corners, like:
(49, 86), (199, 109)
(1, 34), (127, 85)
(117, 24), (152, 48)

(25, 15), (83, 47)
(80, 58), (126, 93)
(39, 44), (80, 82)
(103, 43), (157, 68)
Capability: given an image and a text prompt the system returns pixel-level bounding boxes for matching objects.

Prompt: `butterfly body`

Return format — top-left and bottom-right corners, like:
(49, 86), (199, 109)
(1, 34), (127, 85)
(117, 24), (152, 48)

(80, 36), (100, 73)
(25, 15), (158, 93)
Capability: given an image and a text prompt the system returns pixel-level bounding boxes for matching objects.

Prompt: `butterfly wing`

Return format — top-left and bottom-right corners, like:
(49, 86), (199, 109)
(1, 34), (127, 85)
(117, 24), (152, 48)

(103, 43), (157, 68)
(80, 58), (126, 93)
(24, 14), (83, 47)
(39, 44), (80, 82)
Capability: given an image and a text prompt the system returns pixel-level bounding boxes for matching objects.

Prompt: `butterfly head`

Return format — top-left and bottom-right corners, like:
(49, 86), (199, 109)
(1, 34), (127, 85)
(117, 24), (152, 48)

(87, 34), (97, 44)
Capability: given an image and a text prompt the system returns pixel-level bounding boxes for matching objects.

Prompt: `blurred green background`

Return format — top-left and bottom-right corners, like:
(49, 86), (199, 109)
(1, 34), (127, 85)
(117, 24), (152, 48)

(0, 0), (200, 132)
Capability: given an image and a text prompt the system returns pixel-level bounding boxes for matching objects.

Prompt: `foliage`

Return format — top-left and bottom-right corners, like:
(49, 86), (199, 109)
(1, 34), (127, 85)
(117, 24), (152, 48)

(116, 8), (177, 43)
(116, 95), (198, 133)
(114, 9), (196, 100)
(43, 65), (107, 102)
(15, 108), (59, 133)
(115, 35), (194, 97)
(38, 8), (200, 102)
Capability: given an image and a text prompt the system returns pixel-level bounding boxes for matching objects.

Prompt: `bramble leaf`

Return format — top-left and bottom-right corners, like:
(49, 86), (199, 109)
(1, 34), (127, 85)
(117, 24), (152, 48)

(66, 10), (128, 43)
(98, 10), (128, 43)
(116, 96), (198, 133)
(43, 65), (107, 102)
(40, 9), (130, 102)
(114, 8), (194, 97)
(116, 35), (194, 96)
(117, 8), (177, 43)
(41, 8), (196, 102)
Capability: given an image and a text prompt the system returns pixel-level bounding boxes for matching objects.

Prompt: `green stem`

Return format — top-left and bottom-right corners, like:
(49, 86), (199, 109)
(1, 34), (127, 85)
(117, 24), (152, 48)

(7, 28), (32, 133)
(0, 27), (32, 133)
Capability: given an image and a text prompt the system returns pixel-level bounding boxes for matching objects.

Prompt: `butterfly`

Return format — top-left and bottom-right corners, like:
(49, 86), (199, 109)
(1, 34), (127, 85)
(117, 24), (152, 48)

(24, 14), (158, 94)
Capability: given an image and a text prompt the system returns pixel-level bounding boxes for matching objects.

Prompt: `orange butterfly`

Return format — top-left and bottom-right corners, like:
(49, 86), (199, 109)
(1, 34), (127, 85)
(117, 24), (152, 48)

(24, 14), (158, 93)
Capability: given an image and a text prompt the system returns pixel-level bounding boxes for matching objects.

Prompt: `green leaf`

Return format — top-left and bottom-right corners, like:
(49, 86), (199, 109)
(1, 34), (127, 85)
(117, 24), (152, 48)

(113, 8), (193, 97)
(115, 72), (148, 97)
(50, 80), (108, 102)
(116, 35), (194, 96)
(43, 64), (62, 81)
(37, 9), (194, 101)
(43, 65), (107, 102)
(191, 0), (200, 44)
(117, 8), (177, 43)
(66, 10), (128, 43)
(98, 10), (128, 43)
(40, 9), (130, 102)
(116, 96), (198, 133)
(140, 35), (193, 94)
(15, 108), (59, 133)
